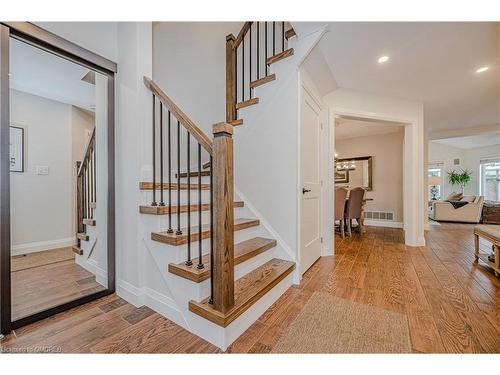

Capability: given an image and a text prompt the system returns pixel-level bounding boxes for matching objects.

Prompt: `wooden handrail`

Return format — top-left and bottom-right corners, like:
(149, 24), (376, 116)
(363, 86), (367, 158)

(143, 76), (213, 155)
(233, 22), (253, 48)
(77, 127), (95, 177)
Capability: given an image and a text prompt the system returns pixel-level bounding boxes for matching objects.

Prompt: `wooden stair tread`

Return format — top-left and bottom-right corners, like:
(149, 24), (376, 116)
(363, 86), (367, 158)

(267, 48), (294, 65)
(189, 258), (295, 327)
(228, 119), (243, 126)
(235, 97), (259, 110)
(72, 245), (83, 255)
(168, 237), (277, 282)
(77, 233), (89, 241)
(140, 201), (244, 215)
(250, 74), (276, 89)
(285, 28), (296, 39)
(140, 182), (210, 190)
(83, 218), (96, 226)
(151, 218), (260, 246)
(177, 170), (211, 178)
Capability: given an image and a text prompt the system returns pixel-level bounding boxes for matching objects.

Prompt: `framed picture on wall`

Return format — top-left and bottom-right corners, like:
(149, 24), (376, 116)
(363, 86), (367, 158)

(10, 126), (25, 172)
(335, 170), (349, 183)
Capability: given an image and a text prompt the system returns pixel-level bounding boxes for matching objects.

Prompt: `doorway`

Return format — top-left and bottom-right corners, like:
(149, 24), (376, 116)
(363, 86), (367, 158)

(333, 116), (405, 238)
(0, 22), (116, 335)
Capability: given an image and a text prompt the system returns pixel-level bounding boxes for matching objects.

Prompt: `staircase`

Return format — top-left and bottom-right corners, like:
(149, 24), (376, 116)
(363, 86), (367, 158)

(138, 22), (297, 350)
(73, 127), (105, 284)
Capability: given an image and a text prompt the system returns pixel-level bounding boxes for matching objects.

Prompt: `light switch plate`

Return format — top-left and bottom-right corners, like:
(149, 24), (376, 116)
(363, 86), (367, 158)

(36, 166), (49, 175)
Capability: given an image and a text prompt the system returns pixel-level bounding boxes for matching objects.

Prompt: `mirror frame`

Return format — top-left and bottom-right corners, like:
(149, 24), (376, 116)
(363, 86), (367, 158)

(0, 22), (116, 335)
(336, 156), (373, 191)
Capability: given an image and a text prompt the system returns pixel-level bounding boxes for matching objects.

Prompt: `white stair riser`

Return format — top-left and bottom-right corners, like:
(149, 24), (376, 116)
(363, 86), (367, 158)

(146, 225), (267, 263)
(141, 189), (212, 205)
(141, 206), (245, 229)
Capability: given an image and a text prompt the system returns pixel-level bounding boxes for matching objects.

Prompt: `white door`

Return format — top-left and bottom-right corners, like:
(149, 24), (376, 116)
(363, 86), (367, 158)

(300, 87), (322, 275)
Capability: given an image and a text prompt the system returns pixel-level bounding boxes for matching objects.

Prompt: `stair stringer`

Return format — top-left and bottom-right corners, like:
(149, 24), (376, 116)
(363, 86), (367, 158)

(75, 214), (107, 286)
(233, 27), (327, 279)
(136, 185), (294, 350)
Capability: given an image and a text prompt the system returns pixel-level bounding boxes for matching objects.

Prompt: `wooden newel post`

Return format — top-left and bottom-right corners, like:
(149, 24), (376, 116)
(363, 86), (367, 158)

(226, 34), (236, 123)
(212, 122), (234, 313)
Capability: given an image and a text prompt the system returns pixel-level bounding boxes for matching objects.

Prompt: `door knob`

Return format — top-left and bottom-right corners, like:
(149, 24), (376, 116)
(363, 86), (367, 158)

(302, 188), (311, 194)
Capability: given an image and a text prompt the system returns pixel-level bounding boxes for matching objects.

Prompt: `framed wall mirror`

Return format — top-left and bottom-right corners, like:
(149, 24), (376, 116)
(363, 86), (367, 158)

(335, 156), (373, 191)
(0, 22), (116, 335)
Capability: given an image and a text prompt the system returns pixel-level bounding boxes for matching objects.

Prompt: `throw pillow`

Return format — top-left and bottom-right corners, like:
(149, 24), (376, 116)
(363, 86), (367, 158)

(460, 195), (475, 202)
(446, 192), (463, 201)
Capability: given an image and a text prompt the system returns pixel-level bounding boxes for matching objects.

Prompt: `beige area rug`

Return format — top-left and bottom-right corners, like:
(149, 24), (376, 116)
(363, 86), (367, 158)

(272, 292), (412, 353)
(11, 247), (75, 272)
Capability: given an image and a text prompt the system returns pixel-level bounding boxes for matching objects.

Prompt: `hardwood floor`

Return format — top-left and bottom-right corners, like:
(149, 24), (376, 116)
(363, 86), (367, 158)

(11, 254), (105, 321)
(1, 223), (499, 353)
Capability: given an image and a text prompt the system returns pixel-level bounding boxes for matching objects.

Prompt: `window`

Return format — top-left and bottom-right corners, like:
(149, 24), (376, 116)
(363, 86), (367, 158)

(480, 158), (500, 201)
(428, 162), (444, 200)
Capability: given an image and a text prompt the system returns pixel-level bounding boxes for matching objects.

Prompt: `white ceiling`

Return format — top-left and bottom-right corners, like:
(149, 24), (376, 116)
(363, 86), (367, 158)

(335, 117), (403, 140)
(432, 132), (500, 149)
(304, 22), (500, 132)
(9, 38), (96, 110)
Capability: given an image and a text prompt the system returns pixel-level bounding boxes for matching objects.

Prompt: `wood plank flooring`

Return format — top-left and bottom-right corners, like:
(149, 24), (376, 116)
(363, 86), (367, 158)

(11, 256), (105, 321)
(2, 223), (499, 353)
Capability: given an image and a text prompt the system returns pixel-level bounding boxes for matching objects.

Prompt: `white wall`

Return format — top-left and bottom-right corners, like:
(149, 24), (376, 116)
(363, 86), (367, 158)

(34, 22), (118, 63)
(152, 22), (241, 136)
(336, 131), (404, 223)
(10, 90), (73, 254)
(324, 88), (426, 246)
(428, 142), (465, 198)
(464, 145), (500, 196)
(429, 141), (500, 197)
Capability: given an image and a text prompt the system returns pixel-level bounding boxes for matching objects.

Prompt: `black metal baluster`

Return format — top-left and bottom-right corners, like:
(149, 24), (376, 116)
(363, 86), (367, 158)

(151, 94), (157, 206)
(86, 164), (90, 219)
(159, 103), (165, 206)
(93, 147), (96, 217)
(282, 22), (285, 52)
(90, 149), (93, 218)
(82, 165), (86, 219)
(242, 34), (245, 102)
(273, 21), (276, 56)
(186, 131), (192, 266)
(265, 21), (268, 75)
(209, 155), (214, 304)
(249, 23), (252, 99)
(167, 111), (173, 233)
(257, 22), (260, 80)
(235, 46), (238, 110)
(176, 120), (182, 235)
(197, 144), (204, 269)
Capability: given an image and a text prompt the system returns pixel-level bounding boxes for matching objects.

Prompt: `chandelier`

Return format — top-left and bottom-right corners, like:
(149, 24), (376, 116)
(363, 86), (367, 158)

(334, 153), (356, 171)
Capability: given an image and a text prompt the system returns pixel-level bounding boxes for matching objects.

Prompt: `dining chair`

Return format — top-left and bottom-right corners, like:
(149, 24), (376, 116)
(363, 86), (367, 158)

(345, 187), (366, 236)
(334, 187), (349, 238)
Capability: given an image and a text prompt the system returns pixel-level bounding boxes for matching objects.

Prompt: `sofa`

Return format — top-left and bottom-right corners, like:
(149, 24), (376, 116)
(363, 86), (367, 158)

(429, 195), (484, 223)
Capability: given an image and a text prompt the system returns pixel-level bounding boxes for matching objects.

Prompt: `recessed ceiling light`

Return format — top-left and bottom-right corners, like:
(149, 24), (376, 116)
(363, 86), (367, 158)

(378, 55), (390, 64)
(476, 66), (489, 73)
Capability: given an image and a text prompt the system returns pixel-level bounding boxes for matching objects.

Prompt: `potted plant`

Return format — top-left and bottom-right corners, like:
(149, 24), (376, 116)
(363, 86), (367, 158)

(447, 169), (472, 194)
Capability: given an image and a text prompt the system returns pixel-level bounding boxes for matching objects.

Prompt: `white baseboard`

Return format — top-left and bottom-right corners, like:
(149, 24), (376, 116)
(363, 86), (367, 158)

(116, 279), (144, 307)
(364, 220), (404, 229)
(11, 237), (75, 256)
(116, 280), (189, 331)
